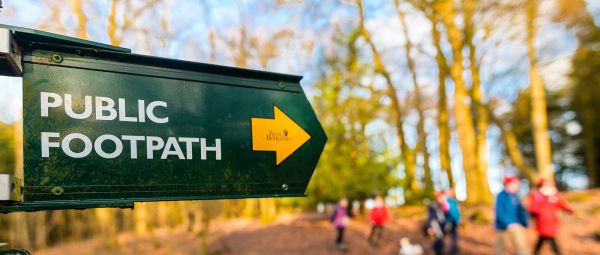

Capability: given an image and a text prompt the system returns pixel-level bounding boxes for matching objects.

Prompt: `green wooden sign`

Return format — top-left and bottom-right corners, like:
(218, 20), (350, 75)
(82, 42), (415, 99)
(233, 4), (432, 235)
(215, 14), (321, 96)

(0, 24), (327, 212)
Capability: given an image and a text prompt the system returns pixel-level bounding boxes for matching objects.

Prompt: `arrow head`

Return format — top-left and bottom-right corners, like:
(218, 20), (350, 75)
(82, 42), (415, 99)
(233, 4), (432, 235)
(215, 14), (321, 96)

(251, 105), (312, 166)
(273, 106), (311, 165)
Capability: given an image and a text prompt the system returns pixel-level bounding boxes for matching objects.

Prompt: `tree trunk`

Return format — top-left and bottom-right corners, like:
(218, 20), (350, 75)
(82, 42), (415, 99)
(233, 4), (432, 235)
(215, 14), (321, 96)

(13, 114), (22, 180)
(396, 1), (434, 198)
(157, 202), (169, 229)
(581, 94), (598, 187)
(96, 208), (118, 247)
(464, 0), (492, 204)
(33, 212), (48, 249)
(179, 201), (192, 231)
(67, 210), (86, 241)
(243, 199), (258, 218)
(9, 114), (29, 248)
(426, 10), (455, 189)
(357, 0), (419, 202)
(69, 0), (88, 39)
(527, 0), (554, 179)
(487, 104), (536, 182)
(8, 213), (30, 248)
(259, 198), (277, 223)
(107, 0), (120, 46)
(436, 0), (481, 204)
(133, 203), (148, 236)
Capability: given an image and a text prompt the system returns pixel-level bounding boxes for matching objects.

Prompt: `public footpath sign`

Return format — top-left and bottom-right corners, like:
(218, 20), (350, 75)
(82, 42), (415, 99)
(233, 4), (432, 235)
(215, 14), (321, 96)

(0, 24), (327, 212)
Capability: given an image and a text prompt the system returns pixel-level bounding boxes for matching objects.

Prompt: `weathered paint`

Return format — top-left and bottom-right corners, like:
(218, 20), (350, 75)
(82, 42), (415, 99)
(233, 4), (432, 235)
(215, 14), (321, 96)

(0, 24), (327, 212)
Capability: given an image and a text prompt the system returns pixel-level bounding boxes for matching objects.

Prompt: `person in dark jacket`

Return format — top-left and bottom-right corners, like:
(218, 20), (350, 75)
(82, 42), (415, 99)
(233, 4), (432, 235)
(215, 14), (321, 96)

(529, 178), (573, 255)
(427, 191), (450, 255)
(445, 189), (461, 255)
(494, 176), (530, 255)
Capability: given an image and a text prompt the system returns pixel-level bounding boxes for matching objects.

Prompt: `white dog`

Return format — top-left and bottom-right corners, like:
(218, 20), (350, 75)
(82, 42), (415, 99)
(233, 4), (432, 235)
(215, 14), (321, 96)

(399, 237), (423, 255)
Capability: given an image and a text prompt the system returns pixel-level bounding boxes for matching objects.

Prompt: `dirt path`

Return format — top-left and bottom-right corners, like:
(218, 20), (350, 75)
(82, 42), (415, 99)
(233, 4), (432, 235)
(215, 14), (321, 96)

(35, 191), (600, 255)
(207, 209), (599, 255)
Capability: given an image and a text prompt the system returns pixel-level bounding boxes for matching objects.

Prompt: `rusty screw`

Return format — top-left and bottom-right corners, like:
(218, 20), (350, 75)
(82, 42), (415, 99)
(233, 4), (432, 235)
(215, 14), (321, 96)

(50, 186), (64, 196)
(51, 54), (63, 64)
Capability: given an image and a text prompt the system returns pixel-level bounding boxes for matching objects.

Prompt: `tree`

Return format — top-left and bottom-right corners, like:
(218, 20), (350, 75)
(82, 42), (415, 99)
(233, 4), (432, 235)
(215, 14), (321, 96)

(308, 27), (399, 206)
(434, 0), (491, 204)
(463, 0), (492, 204)
(526, 0), (553, 179)
(556, 0), (600, 187)
(357, 0), (421, 202)
(487, 101), (536, 182)
(0, 122), (15, 174)
(416, 2), (455, 189)
(69, 0), (88, 39)
(394, 0), (434, 198)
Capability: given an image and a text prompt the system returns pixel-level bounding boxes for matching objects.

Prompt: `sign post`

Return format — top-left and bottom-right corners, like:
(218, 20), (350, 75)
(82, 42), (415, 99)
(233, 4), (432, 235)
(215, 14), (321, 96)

(0, 24), (327, 213)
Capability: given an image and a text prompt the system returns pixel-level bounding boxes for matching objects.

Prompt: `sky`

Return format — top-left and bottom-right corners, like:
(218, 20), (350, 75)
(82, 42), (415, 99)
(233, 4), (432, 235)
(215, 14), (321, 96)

(0, 0), (598, 199)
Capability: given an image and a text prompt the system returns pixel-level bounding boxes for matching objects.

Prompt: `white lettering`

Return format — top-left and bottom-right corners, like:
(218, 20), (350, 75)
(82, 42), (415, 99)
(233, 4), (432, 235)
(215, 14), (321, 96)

(94, 134), (123, 159)
(62, 133), (93, 158)
(40, 92), (63, 117)
(200, 138), (221, 160)
(178, 137), (199, 160)
(138, 100), (146, 122)
(39, 92), (169, 124)
(146, 101), (168, 124)
(161, 137), (185, 159)
(122, 135), (145, 159)
(39, 132), (223, 161)
(64, 94), (93, 119)
(118, 98), (137, 122)
(41, 132), (60, 157)
(146, 136), (164, 159)
(95, 96), (117, 121)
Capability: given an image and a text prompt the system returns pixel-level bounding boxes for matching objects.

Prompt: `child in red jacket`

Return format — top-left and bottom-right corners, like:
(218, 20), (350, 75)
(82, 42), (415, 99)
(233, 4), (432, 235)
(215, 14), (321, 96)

(528, 178), (573, 255)
(368, 196), (389, 248)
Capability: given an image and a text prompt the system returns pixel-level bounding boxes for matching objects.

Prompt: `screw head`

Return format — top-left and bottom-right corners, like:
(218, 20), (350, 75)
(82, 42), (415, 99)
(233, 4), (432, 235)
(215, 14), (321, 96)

(278, 81), (286, 89)
(281, 184), (289, 191)
(50, 187), (64, 196)
(51, 54), (63, 63)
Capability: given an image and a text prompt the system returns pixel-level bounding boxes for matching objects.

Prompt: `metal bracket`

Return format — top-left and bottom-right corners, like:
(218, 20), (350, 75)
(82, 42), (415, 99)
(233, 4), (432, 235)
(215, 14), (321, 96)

(0, 174), (23, 204)
(0, 28), (23, 76)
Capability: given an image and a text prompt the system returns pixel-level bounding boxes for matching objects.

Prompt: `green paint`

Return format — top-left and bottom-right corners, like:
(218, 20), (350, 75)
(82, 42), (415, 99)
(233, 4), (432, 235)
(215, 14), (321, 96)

(0, 25), (327, 212)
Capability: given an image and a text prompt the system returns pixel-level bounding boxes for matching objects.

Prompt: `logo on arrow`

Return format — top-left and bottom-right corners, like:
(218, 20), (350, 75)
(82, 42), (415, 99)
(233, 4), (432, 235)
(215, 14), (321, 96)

(251, 105), (311, 165)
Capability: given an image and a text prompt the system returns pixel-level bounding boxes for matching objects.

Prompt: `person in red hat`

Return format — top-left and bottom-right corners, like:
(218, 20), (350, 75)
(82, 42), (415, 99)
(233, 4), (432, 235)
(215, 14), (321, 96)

(494, 175), (530, 255)
(528, 178), (573, 255)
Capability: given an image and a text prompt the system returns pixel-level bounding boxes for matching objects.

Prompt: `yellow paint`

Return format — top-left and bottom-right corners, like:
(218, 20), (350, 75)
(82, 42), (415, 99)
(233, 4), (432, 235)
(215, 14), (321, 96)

(251, 106), (311, 165)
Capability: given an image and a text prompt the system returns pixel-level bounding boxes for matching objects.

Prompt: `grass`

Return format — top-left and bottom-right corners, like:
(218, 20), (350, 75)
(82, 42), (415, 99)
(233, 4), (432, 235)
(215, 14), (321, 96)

(566, 192), (593, 202)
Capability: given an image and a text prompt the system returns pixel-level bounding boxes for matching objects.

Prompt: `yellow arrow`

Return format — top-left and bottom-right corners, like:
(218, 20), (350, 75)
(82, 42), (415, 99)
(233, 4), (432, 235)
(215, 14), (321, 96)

(251, 105), (311, 165)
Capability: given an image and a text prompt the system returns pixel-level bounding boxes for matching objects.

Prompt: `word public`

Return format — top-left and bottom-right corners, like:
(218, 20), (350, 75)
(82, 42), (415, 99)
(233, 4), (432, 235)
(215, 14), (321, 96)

(38, 92), (222, 160)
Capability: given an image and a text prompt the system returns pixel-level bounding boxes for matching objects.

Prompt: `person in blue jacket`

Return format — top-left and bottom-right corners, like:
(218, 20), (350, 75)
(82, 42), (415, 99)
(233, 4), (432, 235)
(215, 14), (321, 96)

(494, 175), (530, 255)
(445, 189), (461, 255)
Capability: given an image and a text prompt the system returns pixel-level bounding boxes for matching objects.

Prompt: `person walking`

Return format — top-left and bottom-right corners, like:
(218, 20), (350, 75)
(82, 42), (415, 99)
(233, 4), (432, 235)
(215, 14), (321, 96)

(330, 198), (351, 250)
(494, 175), (530, 255)
(445, 189), (461, 255)
(529, 178), (573, 255)
(426, 191), (450, 255)
(368, 195), (389, 248)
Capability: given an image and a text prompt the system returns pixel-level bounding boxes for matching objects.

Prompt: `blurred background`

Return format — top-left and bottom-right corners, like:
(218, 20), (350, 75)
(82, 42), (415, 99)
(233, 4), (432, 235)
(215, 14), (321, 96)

(0, 0), (599, 254)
